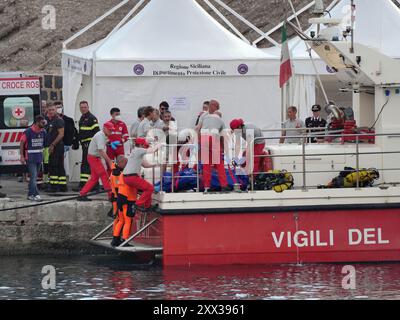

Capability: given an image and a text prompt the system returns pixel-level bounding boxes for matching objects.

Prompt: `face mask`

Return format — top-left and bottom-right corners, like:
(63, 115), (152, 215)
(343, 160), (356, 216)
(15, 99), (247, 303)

(114, 115), (121, 121)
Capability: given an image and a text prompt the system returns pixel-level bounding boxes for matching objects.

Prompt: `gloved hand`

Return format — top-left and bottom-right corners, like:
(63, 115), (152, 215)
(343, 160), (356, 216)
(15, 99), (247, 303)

(110, 141), (121, 150)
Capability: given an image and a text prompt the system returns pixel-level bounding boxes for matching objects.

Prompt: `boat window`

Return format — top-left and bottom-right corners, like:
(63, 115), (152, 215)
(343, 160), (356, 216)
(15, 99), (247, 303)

(2, 97), (34, 128)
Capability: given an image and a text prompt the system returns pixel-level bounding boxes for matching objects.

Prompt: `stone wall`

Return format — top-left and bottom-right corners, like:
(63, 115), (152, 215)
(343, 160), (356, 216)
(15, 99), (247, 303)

(0, 199), (113, 255)
(38, 73), (63, 104)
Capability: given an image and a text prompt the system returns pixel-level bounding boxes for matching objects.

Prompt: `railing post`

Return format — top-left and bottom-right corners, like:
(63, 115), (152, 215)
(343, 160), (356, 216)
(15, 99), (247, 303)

(196, 143), (200, 192)
(171, 156), (175, 193)
(356, 134), (360, 189)
(302, 133), (307, 191)
(251, 139), (255, 191)
(160, 145), (163, 193)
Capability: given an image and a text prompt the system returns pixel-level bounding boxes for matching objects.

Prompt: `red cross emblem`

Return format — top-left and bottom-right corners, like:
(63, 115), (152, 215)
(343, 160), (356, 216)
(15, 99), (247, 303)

(12, 106), (26, 119)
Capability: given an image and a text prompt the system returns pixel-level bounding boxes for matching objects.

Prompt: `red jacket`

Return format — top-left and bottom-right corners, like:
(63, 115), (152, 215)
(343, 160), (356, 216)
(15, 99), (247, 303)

(105, 120), (129, 144)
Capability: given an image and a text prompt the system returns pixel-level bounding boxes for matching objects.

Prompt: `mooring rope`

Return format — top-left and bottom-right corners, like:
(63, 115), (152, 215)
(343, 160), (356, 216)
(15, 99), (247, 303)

(0, 190), (109, 212)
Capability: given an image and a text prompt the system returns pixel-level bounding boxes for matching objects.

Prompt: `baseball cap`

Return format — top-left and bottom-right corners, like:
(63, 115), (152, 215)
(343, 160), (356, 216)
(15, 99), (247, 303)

(135, 137), (149, 148)
(230, 118), (244, 130)
(103, 122), (114, 130)
(312, 104), (321, 112)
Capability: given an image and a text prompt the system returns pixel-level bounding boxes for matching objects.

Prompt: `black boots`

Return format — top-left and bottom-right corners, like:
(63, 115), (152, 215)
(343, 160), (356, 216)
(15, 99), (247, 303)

(110, 236), (122, 247)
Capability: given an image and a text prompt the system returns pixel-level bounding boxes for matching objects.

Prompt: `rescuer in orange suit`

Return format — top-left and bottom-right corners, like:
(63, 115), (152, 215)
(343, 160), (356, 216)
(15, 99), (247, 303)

(111, 156), (138, 247)
(109, 157), (123, 221)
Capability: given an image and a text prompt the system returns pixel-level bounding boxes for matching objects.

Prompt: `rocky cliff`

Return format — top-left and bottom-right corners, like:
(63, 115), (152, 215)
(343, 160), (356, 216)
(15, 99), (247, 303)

(0, 0), (312, 73)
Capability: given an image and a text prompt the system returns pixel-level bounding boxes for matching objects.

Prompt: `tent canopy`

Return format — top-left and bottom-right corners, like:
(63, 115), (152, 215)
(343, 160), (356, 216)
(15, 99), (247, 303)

(62, 0), (282, 132)
(63, 0), (275, 61)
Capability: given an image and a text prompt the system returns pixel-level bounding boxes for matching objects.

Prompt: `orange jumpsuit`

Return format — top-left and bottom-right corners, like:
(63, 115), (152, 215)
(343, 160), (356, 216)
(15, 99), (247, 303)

(113, 175), (138, 241)
(110, 164), (122, 233)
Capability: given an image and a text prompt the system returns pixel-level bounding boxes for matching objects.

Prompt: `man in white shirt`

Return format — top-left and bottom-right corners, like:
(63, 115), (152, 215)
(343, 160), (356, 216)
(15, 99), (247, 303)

(137, 106), (157, 138)
(280, 106), (305, 144)
(197, 99), (229, 192)
(78, 123), (114, 201)
(195, 101), (209, 126)
(130, 107), (146, 139)
(123, 138), (163, 211)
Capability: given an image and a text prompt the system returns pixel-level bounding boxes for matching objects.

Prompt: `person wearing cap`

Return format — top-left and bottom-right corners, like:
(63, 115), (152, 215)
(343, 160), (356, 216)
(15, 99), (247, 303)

(123, 138), (163, 211)
(196, 99), (229, 192)
(305, 104), (327, 143)
(77, 123), (114, 201)
(230, 119), (266, 176)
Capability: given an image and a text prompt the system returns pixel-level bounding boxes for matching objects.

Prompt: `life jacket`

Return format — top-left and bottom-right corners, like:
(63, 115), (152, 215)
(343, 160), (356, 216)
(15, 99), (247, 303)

(109, 163), (121, 203)
(254, 170), (294, 193)
(328, 167), (379, 188)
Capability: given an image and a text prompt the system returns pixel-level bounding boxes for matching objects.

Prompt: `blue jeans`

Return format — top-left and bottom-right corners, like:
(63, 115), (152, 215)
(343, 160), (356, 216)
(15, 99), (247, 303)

(28, 162), (41, 197)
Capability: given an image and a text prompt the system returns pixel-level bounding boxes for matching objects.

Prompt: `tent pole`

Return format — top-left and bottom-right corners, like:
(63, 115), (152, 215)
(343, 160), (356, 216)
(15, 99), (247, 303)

(286, 0), (330, 105)
(203, 0), (250, 44)
(281, 85), (285, 125)
(105, 0), (146, 40)
(63, 0), (132, 49)
(211, 0), (281, 47)
(253, 1), (316, 46)
(254, 0), (340, 46)
(92, 54), (96, 116)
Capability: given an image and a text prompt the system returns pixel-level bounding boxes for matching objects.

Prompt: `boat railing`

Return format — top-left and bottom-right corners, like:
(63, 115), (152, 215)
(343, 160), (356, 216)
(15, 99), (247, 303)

(151, 131), (400, 193)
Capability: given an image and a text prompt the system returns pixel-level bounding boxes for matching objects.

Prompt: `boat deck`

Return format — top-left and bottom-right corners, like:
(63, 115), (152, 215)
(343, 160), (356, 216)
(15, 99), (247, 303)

(90, 239), (163, 253)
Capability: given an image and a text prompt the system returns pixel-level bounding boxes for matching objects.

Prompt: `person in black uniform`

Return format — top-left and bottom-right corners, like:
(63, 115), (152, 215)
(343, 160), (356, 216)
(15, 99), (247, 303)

(72, 101), (100, 191)
(55, 102), (77, 190)
(45, 103), (66, 193)
(305, 104), (327, 143)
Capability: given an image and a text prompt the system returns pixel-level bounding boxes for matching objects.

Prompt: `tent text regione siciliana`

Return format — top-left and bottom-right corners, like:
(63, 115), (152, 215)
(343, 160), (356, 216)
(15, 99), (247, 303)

(62, 0), (282, 134)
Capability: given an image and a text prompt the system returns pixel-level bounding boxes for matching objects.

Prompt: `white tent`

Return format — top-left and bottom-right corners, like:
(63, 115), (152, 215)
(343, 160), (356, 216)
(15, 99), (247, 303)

(62, 0), (281, 132)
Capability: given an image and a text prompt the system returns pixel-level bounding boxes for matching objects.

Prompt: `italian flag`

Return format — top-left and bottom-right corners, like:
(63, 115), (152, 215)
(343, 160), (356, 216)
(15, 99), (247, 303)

(279, 23), (292, 88)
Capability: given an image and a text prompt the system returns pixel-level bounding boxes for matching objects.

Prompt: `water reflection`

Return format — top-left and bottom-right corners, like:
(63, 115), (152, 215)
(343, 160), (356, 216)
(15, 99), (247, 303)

(0, 255), (399, 300)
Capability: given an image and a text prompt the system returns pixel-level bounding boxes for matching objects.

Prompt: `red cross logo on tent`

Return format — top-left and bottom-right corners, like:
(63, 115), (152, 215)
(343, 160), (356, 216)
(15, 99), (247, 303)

(12, 106), (26, 119)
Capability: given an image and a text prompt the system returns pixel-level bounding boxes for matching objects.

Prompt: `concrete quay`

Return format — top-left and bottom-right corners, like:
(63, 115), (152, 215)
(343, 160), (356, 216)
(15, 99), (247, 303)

(0, 179), (113, 255)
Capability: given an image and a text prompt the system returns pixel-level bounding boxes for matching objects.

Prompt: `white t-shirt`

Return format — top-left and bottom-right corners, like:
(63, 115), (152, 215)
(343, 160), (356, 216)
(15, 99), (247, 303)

(151, 119), (165, 130)
(243, 123), (264, 145)
(283, 119), (305, 143)
(88, 131), (107, 157)
(164, 120), (177, 133)
(137, 118), (152, 137)
(123, 147), (147, 175)
(129, 119), (141, 138)
(199, 113), (226, 132)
